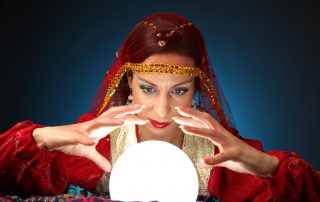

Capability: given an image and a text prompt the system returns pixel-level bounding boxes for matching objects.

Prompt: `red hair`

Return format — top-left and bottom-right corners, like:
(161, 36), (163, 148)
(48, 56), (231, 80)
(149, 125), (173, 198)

(117, 12), (208, 68)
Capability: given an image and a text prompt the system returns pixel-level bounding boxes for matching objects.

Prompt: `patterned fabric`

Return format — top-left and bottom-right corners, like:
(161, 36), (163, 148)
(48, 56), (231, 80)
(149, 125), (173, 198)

(1, 117), (320, 201)
(68, 184), (92, 198)
(0, 184), (220, 202)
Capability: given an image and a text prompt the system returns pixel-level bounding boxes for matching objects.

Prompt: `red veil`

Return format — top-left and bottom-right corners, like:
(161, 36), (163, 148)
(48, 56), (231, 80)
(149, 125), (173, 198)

(89, 12), (236, 130)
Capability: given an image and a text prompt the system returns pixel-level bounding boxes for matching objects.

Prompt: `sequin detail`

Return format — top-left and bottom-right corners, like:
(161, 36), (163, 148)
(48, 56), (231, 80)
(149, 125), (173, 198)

(141, 21), (193, 48)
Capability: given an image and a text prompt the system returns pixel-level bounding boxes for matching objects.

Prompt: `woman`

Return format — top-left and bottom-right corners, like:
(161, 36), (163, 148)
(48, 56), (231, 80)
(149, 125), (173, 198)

(0, 12), (319, 201)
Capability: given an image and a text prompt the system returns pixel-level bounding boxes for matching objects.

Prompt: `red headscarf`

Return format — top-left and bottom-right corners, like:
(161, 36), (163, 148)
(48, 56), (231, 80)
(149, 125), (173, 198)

(90, 12), (236, 130)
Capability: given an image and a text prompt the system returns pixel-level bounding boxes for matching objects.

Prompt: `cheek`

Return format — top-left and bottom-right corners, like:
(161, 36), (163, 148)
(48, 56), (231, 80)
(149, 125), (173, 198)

(176, 98), (190, 109)
(131, 89), (150, 105)
(173, 89), (195, 107)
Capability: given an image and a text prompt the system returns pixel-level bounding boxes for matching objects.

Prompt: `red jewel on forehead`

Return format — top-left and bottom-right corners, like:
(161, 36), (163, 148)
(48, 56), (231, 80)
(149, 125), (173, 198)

(158, 40), (166, 47)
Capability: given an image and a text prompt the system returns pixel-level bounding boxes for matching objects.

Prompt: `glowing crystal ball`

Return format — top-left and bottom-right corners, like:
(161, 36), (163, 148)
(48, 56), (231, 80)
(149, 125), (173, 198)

(109, 140), (198, 202)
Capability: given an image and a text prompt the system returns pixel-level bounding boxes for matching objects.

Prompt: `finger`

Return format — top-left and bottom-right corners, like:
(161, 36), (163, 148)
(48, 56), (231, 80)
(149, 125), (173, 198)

(179, 125), (223, 143)
(197, 159), (213, 169)
(84, 149), (112, 172)
(88, 118), (125, 139)
(114, 106), (146, 118)
(175, 107), (213, 129)
(172, 116), (205, 128)
(88, 126), (117, 139)
(201, 153), (230, 167)
(76, 134), (96, 146)
(89, 117), (124, 129)
(101, 105), (145, 118)
(116, 115), (149, 125)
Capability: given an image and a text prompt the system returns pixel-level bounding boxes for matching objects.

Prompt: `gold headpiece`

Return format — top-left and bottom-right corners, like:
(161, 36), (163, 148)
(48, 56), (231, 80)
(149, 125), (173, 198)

(141, 21), (193, 47)
(97, 63), (202, 115)
(125, 63), (201, 77)
(97, 62), (227, 128)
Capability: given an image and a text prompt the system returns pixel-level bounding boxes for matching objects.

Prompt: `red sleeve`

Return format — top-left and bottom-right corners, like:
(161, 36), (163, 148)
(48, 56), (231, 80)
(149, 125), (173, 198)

(208, 129), (320, 201)
(258, 151), (320, 201)
(0, 121), (67, 194)
(0, 113), (110, 195)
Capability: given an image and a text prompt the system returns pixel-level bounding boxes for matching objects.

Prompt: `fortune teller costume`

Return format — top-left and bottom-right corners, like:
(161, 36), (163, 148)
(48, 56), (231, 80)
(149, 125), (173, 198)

(89, 19), (237, 196)
(0, 12), (319, 201)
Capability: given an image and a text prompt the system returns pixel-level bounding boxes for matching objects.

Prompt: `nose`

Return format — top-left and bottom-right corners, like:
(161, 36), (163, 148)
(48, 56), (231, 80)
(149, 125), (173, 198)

(154, 93), (171, 119)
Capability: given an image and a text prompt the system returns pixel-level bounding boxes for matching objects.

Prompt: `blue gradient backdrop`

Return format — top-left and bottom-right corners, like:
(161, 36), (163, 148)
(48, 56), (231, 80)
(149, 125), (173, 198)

(1, 1), (320, 169)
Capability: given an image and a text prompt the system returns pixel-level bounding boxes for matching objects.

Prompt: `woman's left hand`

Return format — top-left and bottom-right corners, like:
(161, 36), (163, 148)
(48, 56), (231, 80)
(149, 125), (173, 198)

(172, 107), (279, 178)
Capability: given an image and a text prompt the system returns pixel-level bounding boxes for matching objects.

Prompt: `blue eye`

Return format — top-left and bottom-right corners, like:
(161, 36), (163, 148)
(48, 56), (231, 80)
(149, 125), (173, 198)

(171, 88), (189, 96)
(140, 85), (156, 94)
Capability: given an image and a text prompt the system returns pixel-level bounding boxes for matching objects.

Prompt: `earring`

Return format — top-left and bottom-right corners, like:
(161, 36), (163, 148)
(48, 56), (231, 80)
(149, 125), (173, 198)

(191, 101), (197, 110)
(126, 94), (133, 105)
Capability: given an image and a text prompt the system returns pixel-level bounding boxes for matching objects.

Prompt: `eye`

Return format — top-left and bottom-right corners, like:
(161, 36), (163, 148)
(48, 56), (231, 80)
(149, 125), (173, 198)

(171, 88), (189, 96)
(139, 85), (157, 94)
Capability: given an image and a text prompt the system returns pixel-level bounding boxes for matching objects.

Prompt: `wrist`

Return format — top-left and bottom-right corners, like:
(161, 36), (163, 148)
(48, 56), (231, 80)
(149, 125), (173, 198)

(77, 121), (90, 135)
(32, 127), (49, 150)
(267, 155), (280, 176)
(259, 154), (280, 178)
(33, 126), (62, 151)
(240, 145), (280, 178)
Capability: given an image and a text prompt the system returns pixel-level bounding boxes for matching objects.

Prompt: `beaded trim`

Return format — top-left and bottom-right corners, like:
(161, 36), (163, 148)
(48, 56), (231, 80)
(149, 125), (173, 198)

(96, 62), (227, 127)
(97, 63), (200, 115)
(125, 63), (201, 77)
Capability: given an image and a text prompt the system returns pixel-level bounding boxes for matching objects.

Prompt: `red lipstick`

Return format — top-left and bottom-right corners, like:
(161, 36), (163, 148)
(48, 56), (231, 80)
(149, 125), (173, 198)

(149, 119), (171, 128)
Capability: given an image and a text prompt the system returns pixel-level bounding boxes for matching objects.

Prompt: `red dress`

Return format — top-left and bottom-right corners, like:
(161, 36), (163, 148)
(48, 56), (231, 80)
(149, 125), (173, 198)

(1, 114), (319, 202)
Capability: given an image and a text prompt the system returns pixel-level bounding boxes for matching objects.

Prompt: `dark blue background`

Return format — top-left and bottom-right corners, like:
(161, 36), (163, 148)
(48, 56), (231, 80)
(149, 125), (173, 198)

(1, 1), (319, 169)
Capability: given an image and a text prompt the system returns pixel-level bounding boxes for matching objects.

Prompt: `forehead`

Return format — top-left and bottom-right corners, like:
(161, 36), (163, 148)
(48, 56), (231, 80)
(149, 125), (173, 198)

(142, 53), (195, 67)
(133, 73), (194, 85)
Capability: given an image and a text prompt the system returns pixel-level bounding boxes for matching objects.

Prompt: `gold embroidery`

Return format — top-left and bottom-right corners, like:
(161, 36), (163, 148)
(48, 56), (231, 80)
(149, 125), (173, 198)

(96, 124), (137, 193)
(198, 71), (227, 127)
(126, 63), (201, 77)
(183, 134), (214, 196)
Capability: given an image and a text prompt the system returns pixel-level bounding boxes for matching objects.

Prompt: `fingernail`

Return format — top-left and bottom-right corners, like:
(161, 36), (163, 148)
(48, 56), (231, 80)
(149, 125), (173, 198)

(183, 125), (190, 129)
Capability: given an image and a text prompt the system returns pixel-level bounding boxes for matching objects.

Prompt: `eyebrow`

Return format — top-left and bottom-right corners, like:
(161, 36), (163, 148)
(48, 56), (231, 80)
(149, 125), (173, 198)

(137, 76), (194, 87)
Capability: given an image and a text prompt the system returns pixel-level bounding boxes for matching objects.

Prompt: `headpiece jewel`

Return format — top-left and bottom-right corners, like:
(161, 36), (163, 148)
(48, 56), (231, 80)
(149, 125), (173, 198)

(141, 21), (193, 47)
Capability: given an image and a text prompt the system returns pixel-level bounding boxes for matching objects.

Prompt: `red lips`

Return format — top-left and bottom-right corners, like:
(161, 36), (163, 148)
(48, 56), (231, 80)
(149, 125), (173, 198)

(149, 119), (171, 128)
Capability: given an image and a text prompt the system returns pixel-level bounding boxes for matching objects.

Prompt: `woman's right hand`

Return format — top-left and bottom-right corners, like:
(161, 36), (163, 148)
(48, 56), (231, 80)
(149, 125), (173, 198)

(32, 104), (148, 172)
